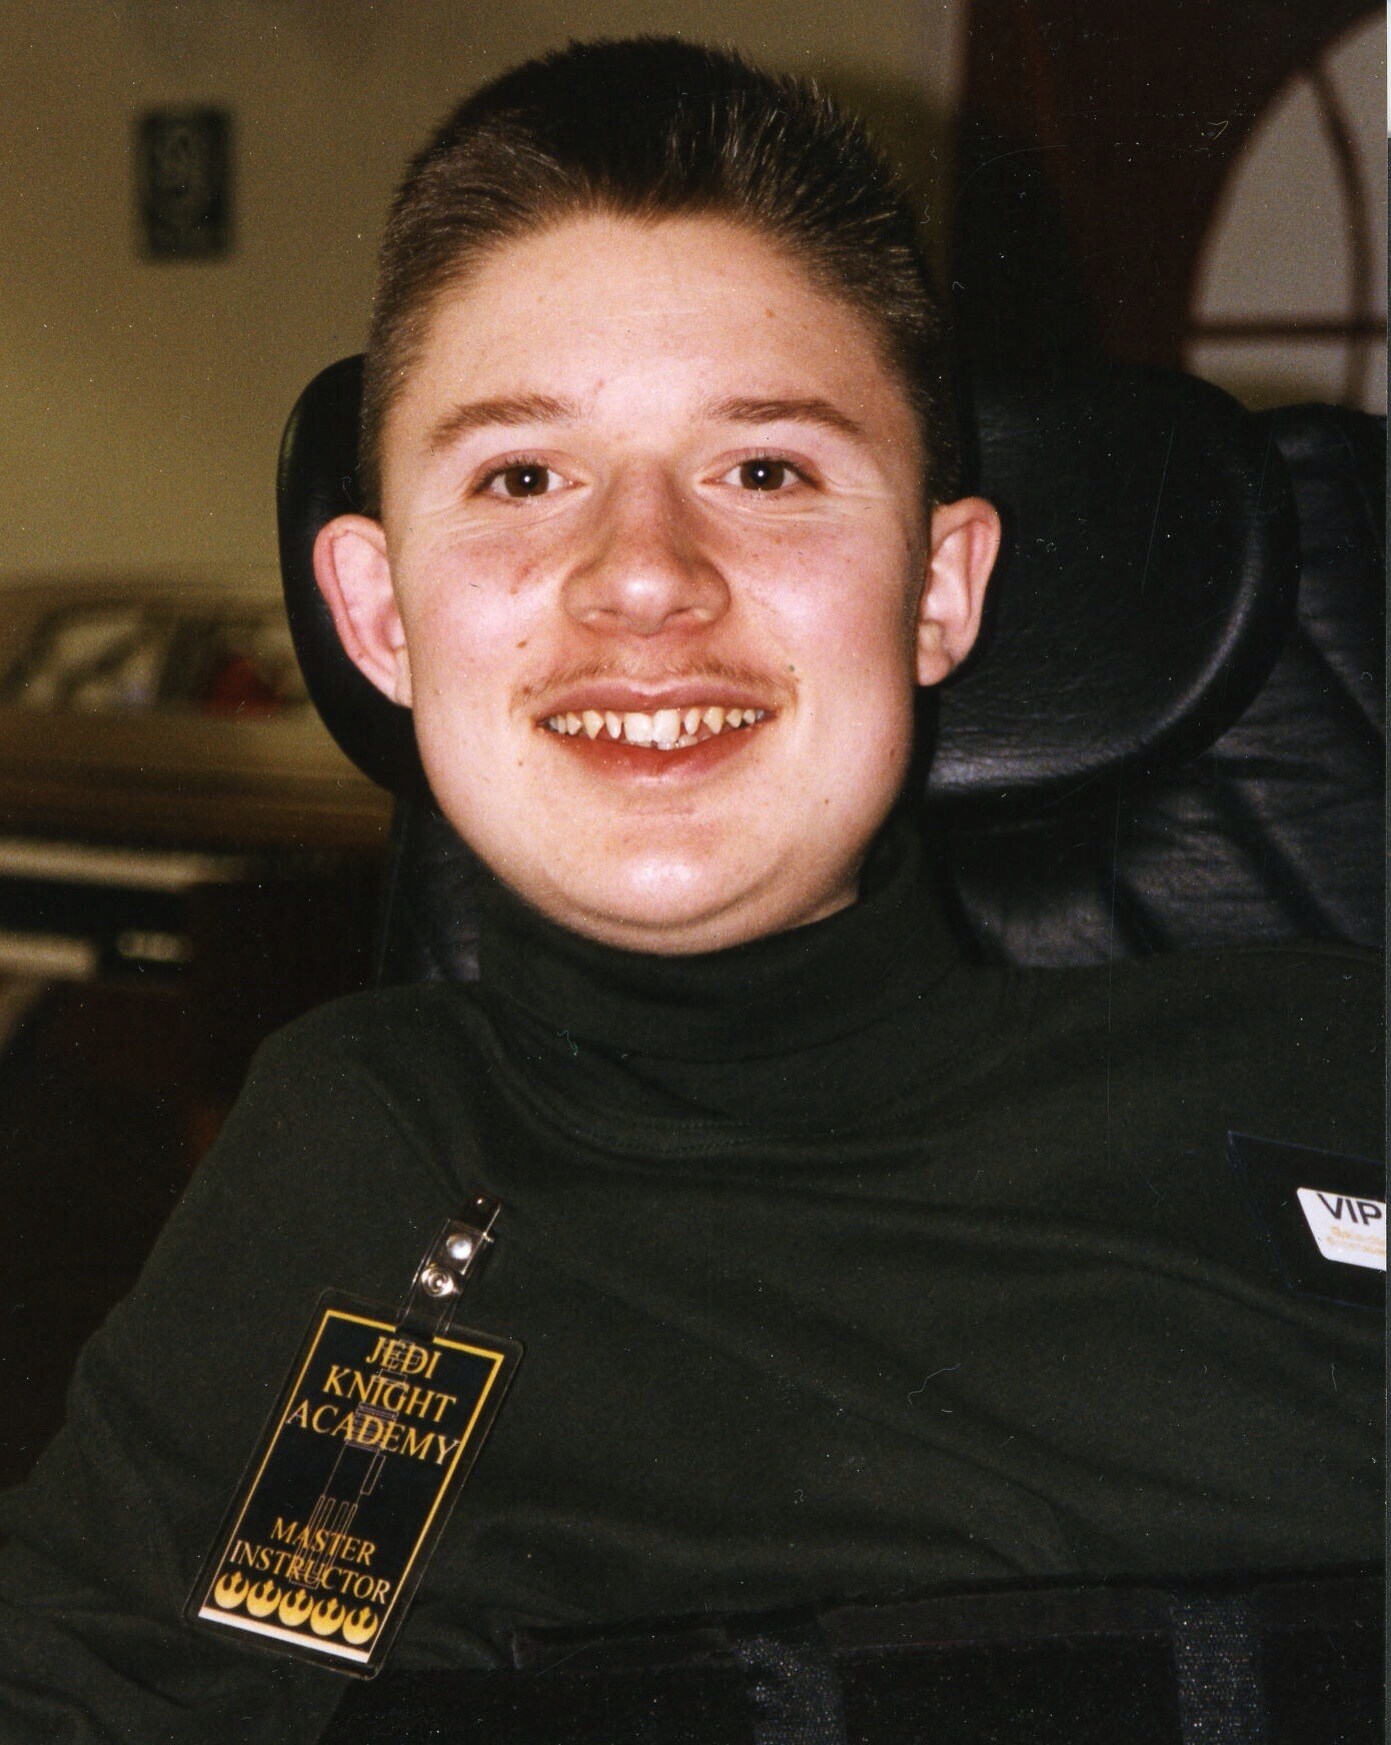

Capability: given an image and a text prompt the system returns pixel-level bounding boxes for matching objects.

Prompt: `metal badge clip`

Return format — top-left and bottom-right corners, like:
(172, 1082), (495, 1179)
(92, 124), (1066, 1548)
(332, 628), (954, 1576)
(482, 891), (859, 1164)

(397, 1193), (501, 1340)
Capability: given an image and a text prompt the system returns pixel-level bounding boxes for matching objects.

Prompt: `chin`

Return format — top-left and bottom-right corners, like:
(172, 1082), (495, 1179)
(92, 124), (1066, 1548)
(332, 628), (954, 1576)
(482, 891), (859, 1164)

(516, 849), (856, 956)
(529, 861), (736, 954)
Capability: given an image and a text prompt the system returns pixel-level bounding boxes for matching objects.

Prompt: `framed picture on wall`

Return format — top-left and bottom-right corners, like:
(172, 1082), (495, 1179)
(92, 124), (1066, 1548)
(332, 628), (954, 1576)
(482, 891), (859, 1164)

(135, 106), (233, 261)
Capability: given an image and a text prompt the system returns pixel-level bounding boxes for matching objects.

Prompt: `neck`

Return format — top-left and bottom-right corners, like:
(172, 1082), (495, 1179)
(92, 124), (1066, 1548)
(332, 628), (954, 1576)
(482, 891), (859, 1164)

(474, 811), (976, 1137)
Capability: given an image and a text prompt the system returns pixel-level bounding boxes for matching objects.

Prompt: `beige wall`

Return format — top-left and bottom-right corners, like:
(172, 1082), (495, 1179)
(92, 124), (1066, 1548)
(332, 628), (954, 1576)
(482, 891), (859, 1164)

(0, 1), (963, 578)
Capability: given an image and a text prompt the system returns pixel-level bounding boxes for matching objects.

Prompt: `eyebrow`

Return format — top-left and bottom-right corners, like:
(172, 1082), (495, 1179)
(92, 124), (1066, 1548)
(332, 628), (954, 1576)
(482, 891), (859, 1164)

(427, 393), (580, 452)
(706, 396), (866, 441)
(424, 390), (867, 453)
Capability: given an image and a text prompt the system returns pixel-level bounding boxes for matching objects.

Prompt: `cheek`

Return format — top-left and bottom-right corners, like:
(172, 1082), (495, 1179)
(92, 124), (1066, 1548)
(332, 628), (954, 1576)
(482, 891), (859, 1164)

(398, 573), (543, 701)
(800, 573), (920, 797)
(771, 584), (921, 709)
(736, 518), (920, 650)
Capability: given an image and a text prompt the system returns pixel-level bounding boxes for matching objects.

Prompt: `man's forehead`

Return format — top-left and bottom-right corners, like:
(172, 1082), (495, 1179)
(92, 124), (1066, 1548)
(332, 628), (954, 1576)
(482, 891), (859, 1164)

(414, 217), (885, 370)
(381, 212), (928, 493)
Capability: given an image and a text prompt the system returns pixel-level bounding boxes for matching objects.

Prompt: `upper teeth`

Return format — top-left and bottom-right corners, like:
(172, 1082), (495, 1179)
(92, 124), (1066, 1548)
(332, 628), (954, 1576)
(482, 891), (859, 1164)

(543, 705), (767, 747)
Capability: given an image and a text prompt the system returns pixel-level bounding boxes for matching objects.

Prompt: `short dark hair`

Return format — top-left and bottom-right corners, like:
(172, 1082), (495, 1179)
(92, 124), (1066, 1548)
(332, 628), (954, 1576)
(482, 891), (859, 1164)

(360, 36), (958, 513)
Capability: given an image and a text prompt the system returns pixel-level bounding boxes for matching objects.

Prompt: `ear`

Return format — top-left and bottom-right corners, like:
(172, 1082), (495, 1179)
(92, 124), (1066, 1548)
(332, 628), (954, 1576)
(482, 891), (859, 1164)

(312, 514), (413, 707)
(915, 496), (1001, 687)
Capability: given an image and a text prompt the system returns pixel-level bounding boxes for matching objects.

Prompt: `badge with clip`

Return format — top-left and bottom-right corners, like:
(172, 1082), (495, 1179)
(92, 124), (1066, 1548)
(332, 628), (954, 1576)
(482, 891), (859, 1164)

(188, 1195), (520, 1675)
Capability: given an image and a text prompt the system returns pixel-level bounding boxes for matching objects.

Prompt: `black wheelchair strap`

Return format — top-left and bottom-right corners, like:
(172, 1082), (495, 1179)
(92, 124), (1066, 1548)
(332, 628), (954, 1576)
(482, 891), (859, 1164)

(1170, 1594), (1267, 1745)
(323, 1569), (1381, 1745)
(726, 1615), (849, 1745)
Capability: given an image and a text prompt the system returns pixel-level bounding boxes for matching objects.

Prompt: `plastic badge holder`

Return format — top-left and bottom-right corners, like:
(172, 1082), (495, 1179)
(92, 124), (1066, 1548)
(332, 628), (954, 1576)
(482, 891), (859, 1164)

(188, 1197), (521, 1675)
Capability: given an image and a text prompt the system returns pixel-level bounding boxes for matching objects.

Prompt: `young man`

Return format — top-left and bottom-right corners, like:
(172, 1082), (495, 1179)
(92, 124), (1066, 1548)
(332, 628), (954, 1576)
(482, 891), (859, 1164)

(0, 38), (1379, 1745)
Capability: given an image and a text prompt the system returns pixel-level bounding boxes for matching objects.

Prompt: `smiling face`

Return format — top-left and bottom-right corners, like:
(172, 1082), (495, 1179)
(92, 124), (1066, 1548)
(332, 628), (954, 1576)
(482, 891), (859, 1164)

(317, 214), (998, 953)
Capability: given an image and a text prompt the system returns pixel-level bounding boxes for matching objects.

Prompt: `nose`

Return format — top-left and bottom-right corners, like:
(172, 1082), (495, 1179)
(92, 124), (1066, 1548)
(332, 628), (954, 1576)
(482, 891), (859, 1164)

(563, 471), (728, 636)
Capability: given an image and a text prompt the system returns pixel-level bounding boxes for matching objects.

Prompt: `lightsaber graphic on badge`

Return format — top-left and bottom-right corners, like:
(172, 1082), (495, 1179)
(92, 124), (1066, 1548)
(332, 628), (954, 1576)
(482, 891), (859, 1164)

(209, 1337), (450, 1654)
(248, 1338), (461, 1646)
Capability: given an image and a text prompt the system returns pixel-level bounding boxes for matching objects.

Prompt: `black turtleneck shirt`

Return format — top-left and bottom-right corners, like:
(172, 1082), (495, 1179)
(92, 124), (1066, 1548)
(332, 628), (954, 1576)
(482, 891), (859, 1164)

(0, 826), (1380, 1742)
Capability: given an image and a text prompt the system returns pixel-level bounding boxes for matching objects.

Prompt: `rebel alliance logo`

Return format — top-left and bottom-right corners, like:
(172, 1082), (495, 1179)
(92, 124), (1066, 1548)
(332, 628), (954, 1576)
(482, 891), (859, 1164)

(209, 1571), (380, 1646)
(1296, 1189), (1386, 1272)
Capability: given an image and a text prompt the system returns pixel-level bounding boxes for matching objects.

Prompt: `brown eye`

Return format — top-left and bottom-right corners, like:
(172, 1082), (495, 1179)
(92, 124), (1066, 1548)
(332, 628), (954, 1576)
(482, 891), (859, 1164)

(737, 458), (791, 491)
(496, 464), (553, 498)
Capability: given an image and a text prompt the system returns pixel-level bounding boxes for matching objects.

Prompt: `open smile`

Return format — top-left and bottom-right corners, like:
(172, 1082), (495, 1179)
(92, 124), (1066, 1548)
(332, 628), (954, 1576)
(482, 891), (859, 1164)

(542, 703), (769, 750)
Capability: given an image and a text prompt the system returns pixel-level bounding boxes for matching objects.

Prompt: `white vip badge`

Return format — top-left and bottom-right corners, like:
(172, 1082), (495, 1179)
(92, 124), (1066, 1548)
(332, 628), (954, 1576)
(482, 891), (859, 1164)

(1295, 1189), (1386, 1273)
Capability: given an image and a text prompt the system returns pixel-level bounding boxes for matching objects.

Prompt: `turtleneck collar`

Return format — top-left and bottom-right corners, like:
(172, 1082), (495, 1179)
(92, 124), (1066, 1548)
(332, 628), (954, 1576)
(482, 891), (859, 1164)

(474, 810), (978, 1137)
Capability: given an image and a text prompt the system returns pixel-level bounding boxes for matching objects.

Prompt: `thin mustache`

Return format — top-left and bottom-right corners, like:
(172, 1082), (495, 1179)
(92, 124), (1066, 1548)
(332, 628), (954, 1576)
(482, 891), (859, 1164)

(514, 657), (793, 708)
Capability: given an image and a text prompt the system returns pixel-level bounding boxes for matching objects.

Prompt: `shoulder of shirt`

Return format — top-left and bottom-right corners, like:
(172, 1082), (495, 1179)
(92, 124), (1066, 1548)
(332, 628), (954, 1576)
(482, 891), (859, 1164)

(250, 979), (486, 1079)
(1112, 936), (1378, 993)
(1012, 935), (1382, 1040)
(1033, 942), (1381, 1158)
(1019, 936), (1379, 990)
(210, 983), (496, 1196)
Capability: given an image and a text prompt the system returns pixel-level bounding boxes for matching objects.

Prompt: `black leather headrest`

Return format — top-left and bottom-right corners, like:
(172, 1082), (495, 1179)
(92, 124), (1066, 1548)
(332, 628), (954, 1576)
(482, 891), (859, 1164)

(277, 357), (1298, 807)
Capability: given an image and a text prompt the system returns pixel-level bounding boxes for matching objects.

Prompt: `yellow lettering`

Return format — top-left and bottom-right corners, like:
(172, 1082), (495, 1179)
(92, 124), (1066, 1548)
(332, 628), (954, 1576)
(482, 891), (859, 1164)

(365, 1335), (439, 1377)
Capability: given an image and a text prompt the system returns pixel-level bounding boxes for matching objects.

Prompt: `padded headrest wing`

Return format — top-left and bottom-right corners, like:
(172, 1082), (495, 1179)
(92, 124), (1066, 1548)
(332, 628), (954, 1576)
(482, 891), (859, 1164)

(935, 367), (1298, 802)
(277, 358), (1298, 806)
